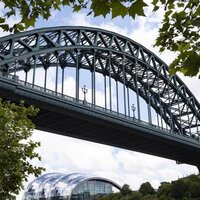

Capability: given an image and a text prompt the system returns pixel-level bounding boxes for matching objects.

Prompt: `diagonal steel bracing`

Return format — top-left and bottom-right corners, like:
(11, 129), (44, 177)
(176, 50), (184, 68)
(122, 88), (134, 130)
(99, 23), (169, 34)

(0, 26), (200, 169)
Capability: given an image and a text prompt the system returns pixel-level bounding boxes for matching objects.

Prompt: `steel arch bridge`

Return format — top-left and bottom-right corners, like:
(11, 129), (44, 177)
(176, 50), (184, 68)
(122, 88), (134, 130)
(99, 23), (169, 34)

(0, 26), (200, 170)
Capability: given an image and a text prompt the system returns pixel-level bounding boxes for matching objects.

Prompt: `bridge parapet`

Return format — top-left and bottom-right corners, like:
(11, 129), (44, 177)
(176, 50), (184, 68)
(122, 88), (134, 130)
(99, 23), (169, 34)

(1, 73), (199, 144)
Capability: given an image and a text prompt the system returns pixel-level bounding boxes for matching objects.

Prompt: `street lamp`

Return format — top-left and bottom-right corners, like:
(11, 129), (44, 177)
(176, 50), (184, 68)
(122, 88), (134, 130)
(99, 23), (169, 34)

(82, 85), (88, 103)
(131, 104), (136, 121)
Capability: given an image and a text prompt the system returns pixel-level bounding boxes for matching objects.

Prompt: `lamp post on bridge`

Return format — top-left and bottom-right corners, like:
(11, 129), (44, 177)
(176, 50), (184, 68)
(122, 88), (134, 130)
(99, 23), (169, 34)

(131, 104), (136, 122)
(82, 85), (88, 104)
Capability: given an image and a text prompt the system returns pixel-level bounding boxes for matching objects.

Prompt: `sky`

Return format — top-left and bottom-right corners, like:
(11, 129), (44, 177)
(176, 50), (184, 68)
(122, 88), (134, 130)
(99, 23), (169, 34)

(0, 2), (200, 199)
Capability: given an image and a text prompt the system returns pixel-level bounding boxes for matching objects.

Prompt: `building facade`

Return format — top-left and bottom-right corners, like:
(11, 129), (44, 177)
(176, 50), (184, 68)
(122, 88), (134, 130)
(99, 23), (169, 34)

(23, 173), (121, 200)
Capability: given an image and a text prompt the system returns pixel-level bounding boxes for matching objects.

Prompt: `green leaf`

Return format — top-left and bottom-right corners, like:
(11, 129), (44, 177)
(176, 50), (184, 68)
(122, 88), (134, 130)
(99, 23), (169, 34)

(90, 0), (110, 17)
(0, 17), (5, 23)
(55, 0), (61, 5)
(181, 51), (200, 76)
(161, 22), (170, 31)
(73, 4), (81, 12)
(153, 5), (159, 12)
(16, 23), (25, 31)
(165, 10), (173, 17)
(0, 24), (10, 31)
(168, 2), (174, 9)
(21, 17), (36, 28)
(62, 0), (70, 5)
(192, 17), (200, 27)
(110, 1), (128, 19)
(160, 0), (166, 4)
(152, 0), (159, 6)
(178, 43), (190, 52)
(129, 0), (148, 19)
(177, 3), (184, 7)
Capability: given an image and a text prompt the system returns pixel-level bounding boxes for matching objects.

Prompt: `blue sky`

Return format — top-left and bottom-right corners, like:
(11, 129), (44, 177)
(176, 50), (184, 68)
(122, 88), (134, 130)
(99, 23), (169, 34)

(0, 3), (199, 199)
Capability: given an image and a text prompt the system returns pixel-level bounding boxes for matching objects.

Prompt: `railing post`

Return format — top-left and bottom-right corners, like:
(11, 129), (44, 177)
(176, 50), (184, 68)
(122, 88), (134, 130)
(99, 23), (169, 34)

(76, 49), (80, 101)
(109, 51), (112, 111)
(32, 56), (37, 88)
(116, 80), (119, 114)
(92, 49), (96, 106)
(122, 55), (126, 116)
(104, 74), (107, 109)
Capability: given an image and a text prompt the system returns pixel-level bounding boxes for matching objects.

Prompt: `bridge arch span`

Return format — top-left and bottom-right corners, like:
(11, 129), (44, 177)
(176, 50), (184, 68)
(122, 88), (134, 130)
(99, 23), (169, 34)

(0, 26), (199, 138)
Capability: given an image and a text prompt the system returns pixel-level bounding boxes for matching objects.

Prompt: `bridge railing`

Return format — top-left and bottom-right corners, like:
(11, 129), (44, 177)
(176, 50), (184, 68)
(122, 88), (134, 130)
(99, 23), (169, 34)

(2, 73), (200, 142)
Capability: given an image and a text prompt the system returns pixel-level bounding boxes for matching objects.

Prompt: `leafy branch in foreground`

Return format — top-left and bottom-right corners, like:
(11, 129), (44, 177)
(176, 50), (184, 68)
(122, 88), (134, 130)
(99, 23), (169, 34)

(153, 0), (200, 78)
(0, 99), (45, 199)
(0, 0), (199, 77)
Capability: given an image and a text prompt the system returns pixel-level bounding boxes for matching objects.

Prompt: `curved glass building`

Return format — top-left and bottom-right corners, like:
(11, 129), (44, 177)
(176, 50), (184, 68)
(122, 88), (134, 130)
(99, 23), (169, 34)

(23, 172), (121, 200)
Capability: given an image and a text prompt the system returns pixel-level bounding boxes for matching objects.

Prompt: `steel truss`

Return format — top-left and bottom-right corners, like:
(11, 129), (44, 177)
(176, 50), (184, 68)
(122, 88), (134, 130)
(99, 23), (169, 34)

(0, 26), (199, 141)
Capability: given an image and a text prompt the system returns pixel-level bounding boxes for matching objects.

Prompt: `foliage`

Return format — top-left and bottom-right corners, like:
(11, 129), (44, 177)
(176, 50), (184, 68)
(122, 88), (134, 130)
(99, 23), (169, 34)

(170, 179), (188, 199)
(186, 175), (200, 198)
(97, 174), (200, 200)
(139, 182), (155, 196)
(0, 0), (199, 77)
(153, 0), (200, 78)
(120, 184), (132, 196)
(0, 99), (45, 199)
(157, 182), (171, 200)
(126, 191), (142, 200)
(142, 194), (158, 200)
(97, 192), (122, 200)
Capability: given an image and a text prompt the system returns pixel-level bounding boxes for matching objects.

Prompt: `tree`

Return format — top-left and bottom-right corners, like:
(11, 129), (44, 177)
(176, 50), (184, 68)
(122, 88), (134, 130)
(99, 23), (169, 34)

(157, 182), (171, 200)
(139, 182), (155, 196)
(0, 0), (199, 77)
(0, 99), (45, 199)
(186, 175), (200, 198)
(170, 179), (187, 199)
(120, 184), (132, 196)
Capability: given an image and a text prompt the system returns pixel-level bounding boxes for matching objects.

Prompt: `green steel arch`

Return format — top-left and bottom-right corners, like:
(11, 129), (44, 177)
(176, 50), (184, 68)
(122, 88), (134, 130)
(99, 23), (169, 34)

(0, 26), (200, 170)
(0, 26), (199, 137)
